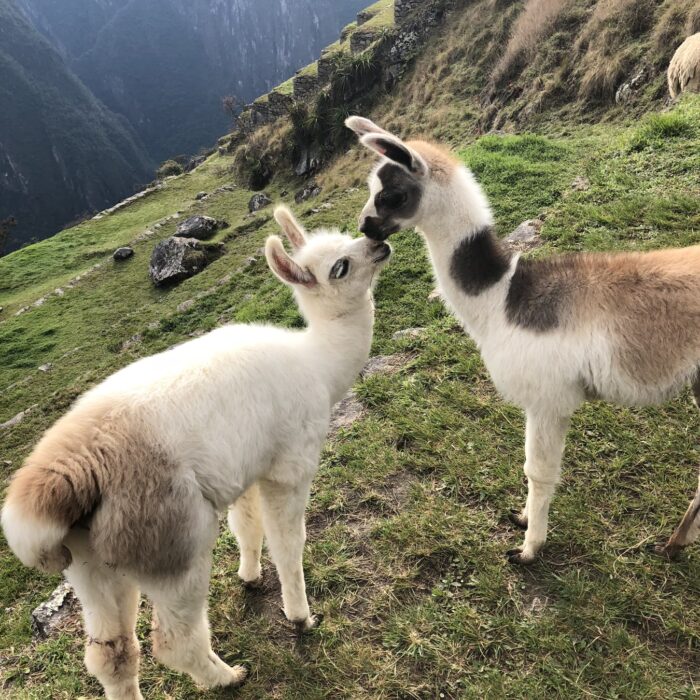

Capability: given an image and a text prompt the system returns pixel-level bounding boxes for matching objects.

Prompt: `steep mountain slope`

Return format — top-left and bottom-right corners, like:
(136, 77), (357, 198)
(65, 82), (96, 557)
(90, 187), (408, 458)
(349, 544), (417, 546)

(0, 0), (153, 255)
(17, 0), (370, 162)
(1, 1), (700, 698)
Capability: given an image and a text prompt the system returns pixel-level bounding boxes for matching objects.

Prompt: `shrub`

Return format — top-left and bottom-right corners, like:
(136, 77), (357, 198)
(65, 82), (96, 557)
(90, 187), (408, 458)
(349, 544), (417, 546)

(156, 159), (183, 178)
(627, 112), (696, 151)
(493, 0), (571, 81)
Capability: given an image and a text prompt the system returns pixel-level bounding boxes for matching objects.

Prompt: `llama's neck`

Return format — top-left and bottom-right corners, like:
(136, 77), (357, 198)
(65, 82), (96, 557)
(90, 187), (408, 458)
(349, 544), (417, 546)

(417, 170), (513, 341)
(303, 298), (375, 405)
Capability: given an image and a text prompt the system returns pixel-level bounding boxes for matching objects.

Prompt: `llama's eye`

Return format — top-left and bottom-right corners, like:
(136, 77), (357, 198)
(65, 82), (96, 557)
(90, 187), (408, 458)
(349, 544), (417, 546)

(378, 190), (407, 209)
(330, 258), (350, 280)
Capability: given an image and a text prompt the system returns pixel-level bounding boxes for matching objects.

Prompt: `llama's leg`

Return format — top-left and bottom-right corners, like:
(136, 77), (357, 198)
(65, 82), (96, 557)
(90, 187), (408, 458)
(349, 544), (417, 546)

(228, 482), (264, 587)
(64, 535), (142, 700)
(147, 552), (247, 689)
(258, 477), (319, 631)
(658, 470), (700, 559)
(507, 411), (570, 565)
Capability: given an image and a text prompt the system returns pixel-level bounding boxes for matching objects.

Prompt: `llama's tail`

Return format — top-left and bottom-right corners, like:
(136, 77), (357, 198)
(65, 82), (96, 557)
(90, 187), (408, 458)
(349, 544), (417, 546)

(2, 450), (101, 573)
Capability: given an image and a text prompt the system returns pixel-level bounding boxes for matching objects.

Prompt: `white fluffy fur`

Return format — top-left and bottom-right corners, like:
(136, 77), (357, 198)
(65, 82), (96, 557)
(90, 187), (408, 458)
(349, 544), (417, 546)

(3, 207), (390, 699)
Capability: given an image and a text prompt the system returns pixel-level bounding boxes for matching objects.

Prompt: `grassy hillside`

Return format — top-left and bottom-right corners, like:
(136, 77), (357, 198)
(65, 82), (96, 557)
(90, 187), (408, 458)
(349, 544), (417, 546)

(1, 0), (700, 697)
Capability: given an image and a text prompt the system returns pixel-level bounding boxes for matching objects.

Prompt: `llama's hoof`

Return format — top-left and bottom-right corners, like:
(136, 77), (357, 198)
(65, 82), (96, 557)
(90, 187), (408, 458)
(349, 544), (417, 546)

(293, 613), (323, 634)
(646, 541), (684, 561)
(506, 547), (536, 566)
(508, 510), (528, 530)
(240, 574), (264, 590)
(223, 664), (248, 688)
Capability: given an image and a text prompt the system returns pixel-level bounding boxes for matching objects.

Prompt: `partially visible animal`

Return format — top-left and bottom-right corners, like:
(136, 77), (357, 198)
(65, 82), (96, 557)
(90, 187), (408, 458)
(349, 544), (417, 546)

(1, 206), (391, 699)
(668, 33), (700, 98)
(347, 115), (700, 566)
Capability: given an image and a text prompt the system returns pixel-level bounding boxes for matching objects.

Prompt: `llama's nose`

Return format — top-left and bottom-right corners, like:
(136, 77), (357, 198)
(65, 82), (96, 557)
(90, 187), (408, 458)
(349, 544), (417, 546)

(359, 216), (385, 240)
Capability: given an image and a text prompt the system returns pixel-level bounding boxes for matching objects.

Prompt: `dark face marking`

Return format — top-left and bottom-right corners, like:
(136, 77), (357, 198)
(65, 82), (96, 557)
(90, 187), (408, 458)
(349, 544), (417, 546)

(505, 256), (581, 332)
(449, 227), (511, 296)
(361, 164), (421, 241)
(373, 137), (419, 173)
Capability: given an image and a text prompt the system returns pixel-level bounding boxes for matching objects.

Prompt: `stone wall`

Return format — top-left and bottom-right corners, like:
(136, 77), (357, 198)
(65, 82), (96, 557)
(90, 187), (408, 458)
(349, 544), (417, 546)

(234, 0), (462, 137)
(318, 55), (337, 85)
(395, 0), (423, 23)
(351, 29), (377, 54)
(293, 73), (320, 101)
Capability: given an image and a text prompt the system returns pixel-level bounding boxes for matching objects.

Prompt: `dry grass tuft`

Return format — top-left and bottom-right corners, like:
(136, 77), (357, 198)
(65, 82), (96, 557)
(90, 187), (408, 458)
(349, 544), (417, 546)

(576, 0), (655, 103)
(493, 0), (571, 81)
(652, 0), (700, 67)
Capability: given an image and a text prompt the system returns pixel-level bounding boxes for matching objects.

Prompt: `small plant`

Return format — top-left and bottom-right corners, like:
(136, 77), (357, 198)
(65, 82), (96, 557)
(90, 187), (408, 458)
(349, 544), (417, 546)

(156, 159), (183, 179)
(627, 112), (697, 151)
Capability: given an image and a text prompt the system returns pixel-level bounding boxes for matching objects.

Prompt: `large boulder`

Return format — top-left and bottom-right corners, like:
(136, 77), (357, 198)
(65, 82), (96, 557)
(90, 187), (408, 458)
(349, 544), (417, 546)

(248, 192), (272, 212)
(149, 237), (224, 286)
(174, 215), (226, 240)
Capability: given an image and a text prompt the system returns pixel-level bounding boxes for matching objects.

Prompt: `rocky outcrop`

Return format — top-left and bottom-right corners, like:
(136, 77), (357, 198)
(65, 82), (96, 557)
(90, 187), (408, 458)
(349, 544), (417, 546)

(248, 193), (273, 212)
(149, 237), (224, 286)
(174, 215), (227, 240)
(295, 182), (322, 203)
(395, 0), (422, 23)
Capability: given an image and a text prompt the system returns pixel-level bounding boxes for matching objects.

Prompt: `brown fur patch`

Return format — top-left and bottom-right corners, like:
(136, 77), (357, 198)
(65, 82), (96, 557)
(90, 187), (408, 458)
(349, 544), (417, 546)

(507, 245), (700, 387)
(7, 398), (208, 576)
(596, 246), (700, 386)
(407, 140), (459, 184)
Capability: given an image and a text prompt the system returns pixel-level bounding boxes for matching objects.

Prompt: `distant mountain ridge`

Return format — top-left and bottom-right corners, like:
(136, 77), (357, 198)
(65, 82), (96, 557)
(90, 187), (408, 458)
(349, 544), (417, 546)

(2, 0), (368, 253)
(16, 0), (369, 162)
(0, 0), (153, 254)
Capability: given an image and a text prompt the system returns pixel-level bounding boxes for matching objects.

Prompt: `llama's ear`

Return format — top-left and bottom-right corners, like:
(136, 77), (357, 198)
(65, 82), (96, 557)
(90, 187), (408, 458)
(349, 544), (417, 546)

(265, 236), (317, 288)
(345, 116), (391, 137)
(360, 133), (428, 178)
(274, 205), (307, 250)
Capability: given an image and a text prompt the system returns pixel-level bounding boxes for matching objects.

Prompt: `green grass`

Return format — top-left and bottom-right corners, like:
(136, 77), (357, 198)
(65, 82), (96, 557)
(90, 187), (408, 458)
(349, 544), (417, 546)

(1, 97), (700, 698)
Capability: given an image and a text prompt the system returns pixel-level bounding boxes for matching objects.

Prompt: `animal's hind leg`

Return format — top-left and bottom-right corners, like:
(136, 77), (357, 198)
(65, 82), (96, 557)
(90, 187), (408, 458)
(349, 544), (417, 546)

(658, 471), (700, 560)
(146, 551), (247, 689)
(692, 371), (700, 409)
(228, 482), (264, 587)
(64, 532), (142, 700)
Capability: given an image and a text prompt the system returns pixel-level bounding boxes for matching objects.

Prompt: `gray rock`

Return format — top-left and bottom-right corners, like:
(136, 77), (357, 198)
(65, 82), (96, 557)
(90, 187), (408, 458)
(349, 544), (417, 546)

(31, 582), (76, 639)
(38, 363), (52, 373)
(504, 220), (543, 252)
(248, 193), (272, 212)
(113, 246), (134, 261)
(294, 182), (322, 203)
(293, 144), (322, 177)
(0, 404), (38, 430)
(571, 176), (590, 192)
(174, 215), (226, 240)
(330, 390), (365, 433)
(149, 237), (225, 286)
(177, 299), (195, 313)
(615, 66), (649, 104)
(392, 327), (426, 341)
(195, 191), (207, 200)
(361, 353), (412, 378)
